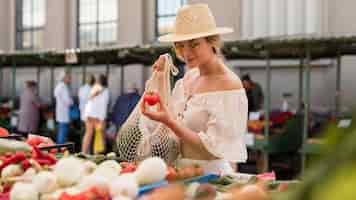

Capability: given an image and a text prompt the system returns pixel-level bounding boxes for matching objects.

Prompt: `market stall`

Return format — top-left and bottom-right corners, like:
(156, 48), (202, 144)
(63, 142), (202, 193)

(1, 34), (356, 176)
(0, 135), (296, 200)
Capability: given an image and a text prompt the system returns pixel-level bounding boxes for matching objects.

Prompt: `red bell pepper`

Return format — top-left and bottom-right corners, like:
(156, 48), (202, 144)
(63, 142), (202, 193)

(0, 152), (27, 171)
(21, 159), (31, 171)
(31, 146), (57, 165)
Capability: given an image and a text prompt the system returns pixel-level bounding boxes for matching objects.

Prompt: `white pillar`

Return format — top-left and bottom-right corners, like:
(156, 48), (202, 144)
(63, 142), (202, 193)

(45, 0), (68, 50)
(118, 0), (143, 45)
(253, 0), (269, 37)
(320, 0), (329, 34)
(9, 0), (16, 51)
(305, 0), (322, 34)
(269, 0), (286, 36)
(287, 0), (305, 35)
(0, 0), (11, 51)
(242, 0), (254, 38)
(68, 0), (77, 48)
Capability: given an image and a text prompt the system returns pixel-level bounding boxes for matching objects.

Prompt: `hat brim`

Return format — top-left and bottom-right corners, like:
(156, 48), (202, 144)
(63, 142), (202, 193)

(158, 27), (233, 43)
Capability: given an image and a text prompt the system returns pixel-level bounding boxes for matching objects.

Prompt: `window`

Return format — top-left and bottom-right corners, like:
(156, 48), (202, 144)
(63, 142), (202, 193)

(78, 0), (118, 48)
(15, 0), (46, 50)
(241, 0), (325, 39)
(155, 0), (186, 37)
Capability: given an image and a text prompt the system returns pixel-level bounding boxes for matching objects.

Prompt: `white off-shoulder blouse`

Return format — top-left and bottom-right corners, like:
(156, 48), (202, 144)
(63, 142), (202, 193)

(171, 69), (248, 174)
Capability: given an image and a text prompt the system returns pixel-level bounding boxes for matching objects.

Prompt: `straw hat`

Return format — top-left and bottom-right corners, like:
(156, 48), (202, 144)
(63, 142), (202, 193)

(158, 4), (233, 42)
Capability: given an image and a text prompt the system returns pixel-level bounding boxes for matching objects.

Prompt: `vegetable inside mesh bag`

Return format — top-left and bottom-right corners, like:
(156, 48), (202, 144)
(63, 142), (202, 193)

(116, 54), (180, 164)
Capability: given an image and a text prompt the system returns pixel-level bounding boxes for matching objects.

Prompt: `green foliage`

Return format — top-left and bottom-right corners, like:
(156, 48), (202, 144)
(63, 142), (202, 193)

(274, 112), (356, 200)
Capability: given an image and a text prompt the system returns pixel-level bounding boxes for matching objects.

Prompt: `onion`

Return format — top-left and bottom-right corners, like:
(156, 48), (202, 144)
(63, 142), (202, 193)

(93, 160), (121, 179)
(10, 182), (39, 200)
(109, 173), (139, 198)
(135, 157), (167, 185)
(1, 164), (24, 179)
(78, 174), (110, 197)
(82, 160), (97, 175)
(113, 195), (133, 200)
(32, 171), (58, 194)
(54, 157), (85, 187)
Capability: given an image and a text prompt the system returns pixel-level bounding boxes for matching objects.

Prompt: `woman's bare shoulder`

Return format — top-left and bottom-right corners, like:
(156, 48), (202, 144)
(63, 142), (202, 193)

(217, 72), (243, 90)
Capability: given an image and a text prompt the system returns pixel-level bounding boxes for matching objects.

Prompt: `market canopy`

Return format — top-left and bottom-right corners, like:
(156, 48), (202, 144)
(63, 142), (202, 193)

(1, 34), (356, 67)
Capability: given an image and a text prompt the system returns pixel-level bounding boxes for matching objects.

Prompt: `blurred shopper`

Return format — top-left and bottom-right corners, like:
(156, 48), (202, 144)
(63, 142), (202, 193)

(18, 81), (41, 135)
(111, 84), (140, 129)
(54, 70), (73, 144)
(242, 74), (264, 112)
(78, 74), (95, 122)
(82, 74), (110, 154)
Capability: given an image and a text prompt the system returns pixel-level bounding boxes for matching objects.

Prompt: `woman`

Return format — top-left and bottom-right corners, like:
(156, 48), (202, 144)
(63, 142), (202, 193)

(82, 74), (110, 154)
(141, 4), (248, 174)
(78, 74), (95, 122)
(18, 81), (41, 135)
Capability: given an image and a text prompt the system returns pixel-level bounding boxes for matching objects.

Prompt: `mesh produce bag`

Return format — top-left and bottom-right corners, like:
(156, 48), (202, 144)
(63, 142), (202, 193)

(115, 54), (180, 164)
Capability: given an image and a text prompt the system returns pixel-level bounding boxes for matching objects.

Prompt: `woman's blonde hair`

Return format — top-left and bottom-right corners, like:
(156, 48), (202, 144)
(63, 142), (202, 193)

(173, 35), (223, 61)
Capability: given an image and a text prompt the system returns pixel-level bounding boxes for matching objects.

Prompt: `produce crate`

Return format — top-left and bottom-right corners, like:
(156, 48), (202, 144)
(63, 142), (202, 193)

(138, 174), (220, 196)
(0, 134), (24, 141)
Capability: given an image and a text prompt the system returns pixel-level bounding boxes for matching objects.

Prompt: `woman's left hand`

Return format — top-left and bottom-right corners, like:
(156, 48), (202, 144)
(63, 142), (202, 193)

(140, 98), (174, 126)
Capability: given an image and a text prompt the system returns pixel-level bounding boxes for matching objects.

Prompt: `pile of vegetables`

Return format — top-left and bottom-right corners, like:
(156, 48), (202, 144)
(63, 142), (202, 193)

(26, 134), (65, 154)
(0, 132), (302, 200)
(141, 172), (296, 200)
(0, 139), (32, 155)
(0, 149), (297, 200)
(0, 146), (58, 199)
(0, 153), (172, 200)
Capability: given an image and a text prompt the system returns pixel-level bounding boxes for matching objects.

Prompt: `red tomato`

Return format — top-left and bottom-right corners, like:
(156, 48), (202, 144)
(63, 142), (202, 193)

(3, 184), (12, 193)
(0, 127), (9, 137)
(27, 137), (44, 146)
(49, 149), (58, 154)
(166, 166), (178, 181)
(120, 162), (130, 168)
(143, 92), (160, 106)
(278, 183), (289, 192)
(4, 152), (12, 158)
(120, 162), (137, 174)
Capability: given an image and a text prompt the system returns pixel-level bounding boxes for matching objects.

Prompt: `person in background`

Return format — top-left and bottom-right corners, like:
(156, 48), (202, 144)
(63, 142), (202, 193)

(78, 74), (95, 122)
(82, 74), (110, 154)
(18, 81), (41, 136)
(242, 74), (264, 112)
(111, 84), (140, 129)
(54, 70), (73, 144)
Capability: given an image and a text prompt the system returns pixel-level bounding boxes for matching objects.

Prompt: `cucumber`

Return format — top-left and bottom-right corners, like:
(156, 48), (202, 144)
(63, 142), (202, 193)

(0, 138), (31, 154)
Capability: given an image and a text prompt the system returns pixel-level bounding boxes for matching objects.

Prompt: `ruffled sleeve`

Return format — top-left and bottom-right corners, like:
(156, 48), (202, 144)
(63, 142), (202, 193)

(197, 90), (248, 162)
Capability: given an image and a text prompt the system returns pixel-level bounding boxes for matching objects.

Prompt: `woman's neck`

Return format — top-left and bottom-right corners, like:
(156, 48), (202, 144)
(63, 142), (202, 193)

(198, 56), (226, 76)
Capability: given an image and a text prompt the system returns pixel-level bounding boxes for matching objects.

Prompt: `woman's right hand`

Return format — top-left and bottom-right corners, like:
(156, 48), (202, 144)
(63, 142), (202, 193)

(152, 54), (167, 72)
(140, 96), (174, 126)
